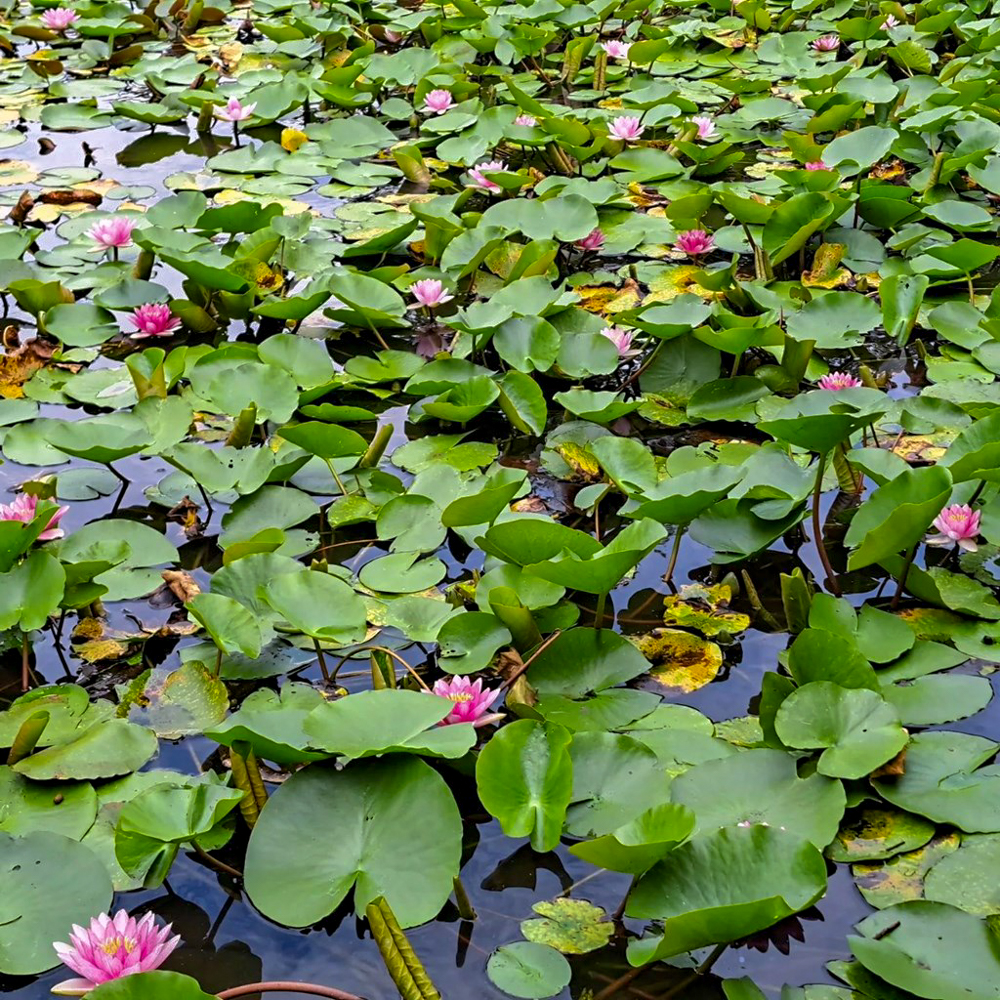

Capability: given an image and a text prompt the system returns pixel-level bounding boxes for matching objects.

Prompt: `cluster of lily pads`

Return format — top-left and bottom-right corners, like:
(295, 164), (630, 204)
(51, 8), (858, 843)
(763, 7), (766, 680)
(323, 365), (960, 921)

(3, 0), (1000, 996)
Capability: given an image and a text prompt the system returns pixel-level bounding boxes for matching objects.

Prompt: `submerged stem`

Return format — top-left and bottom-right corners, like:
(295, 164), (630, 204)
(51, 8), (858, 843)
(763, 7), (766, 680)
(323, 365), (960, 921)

(216, 984), (363, 1000)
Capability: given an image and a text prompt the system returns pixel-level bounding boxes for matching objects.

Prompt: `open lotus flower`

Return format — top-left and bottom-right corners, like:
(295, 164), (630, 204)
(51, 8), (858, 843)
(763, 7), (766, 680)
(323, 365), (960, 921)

(514, 114), (537, 127)
(0, 492), (68, 541)
(818, 372), (862, 390)
(805, 160), (829, 170)
(41, 7), (78, 30)
(422, 89), (453, 114)
(675, 229), (714, 257)
(410, 279), (453, 309)
(468, 160), (506, 193)
(601, 39), (631, 59)
(927, 503), (981, 553)
(692, 115), (716, 139)
(812, 34), (840, 51)
(89, 217), (137, 251)
(600, 326), (639, 357)
(608, 115), (645, 141)
(431, 675), (503, 727)
(129, 303), (180, 339)
(881, 14), (900, 27)
(52, 910), (181, 996)
(214, 97), (256, 122)
(575, 228), (605, 252)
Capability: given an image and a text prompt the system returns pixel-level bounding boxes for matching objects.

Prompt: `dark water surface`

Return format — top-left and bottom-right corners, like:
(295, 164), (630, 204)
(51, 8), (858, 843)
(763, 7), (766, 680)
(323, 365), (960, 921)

(1, 120), (997, 1000)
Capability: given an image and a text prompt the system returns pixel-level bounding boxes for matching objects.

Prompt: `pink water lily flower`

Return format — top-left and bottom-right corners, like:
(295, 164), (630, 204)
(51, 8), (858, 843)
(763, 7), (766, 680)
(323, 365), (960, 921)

(129, 303), (180, 339)
(928, 503), (981, 553)
(410, 279), (453, 309)
(805, 160), (829, 170)
(692, 115), (716, 139)
(89, 217), (137, 250)
(881, 14), (900, 27)
(514, 114), (537, 127)
(41, 7), (78, 30)
(818, 372), (862, 390)
(431, 675), (503, 728)
(214, 97), (256, 122)
(600, 326), (638, 357)
(601, 40), (632, 59)
(468, 160), (506, 193)
(675, 229), (714, 257)
(812, 34), (840, 51)
(423, 89), (453, 115)
(52, 910), (181, 996)
(576, 228), (605, 252)
(0, 492), (68, 541)
(608, 116), (645, 142)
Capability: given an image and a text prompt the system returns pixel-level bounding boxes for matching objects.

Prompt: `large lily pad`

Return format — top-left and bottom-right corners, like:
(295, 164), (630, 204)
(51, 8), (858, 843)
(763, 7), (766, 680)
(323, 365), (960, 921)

(245, 757), (462, 928)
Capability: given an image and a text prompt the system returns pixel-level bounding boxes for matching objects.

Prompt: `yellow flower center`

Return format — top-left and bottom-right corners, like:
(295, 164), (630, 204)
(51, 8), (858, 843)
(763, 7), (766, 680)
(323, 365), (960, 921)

(100, 936), (136, 957)
(448, 692), (474, 703)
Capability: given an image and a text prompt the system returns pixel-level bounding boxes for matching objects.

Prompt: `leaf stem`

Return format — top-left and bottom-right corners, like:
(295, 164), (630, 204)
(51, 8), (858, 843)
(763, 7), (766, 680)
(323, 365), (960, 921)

(811, 451), (841, 596)
(663, 525), (684, 586)
(313, 636), (331, 683)
(20, 630), (29, 693)
(890, 543), (918, 610)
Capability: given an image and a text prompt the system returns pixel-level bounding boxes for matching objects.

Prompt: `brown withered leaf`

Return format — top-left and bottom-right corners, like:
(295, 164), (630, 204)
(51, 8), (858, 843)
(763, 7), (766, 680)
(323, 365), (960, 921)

(511, 495), (548, 514)
(38, 188), (102, 207)
(8, 190), (33, 225)
(870, 745), (907, 779)
(496, 649), (525, 683)
(0, 340), (53, 398)
(161, 569), (201, 602)
(166, 497), (203, 538)
(2, 326), (18, 350)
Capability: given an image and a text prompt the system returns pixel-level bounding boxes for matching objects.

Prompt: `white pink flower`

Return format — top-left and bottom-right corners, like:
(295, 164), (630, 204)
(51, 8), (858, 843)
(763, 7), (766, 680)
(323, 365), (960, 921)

(214, 97), (256, 122)
(52, 910), (181, 996)
(818, 372), (862, 390)
(89, 217), (137, 250)
(805, 161), (829, 170)
(881, 14), (900, 28)
(601, 40), (632, 59)
(675, 229), (714, 256)
(410, 279), (453, 308)
(812, 34), (840, 51)
(0, 492), (68, 541)
(468, 160), (506, 193)
(422, 89), (453, 115)
(41, 8), (78, 30)
(129, 303), (180, 339)
(608, 116), (645, 141)
(514, 114), (537, 127)
(692, 115), (716, 139)
(927, 504), (981, 553)
(600, 326), (638, 357)
(431, 675), (503, 727)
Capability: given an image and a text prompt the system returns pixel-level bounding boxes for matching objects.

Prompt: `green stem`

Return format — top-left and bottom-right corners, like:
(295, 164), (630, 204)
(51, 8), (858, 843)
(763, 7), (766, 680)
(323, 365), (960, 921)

(664, 525), (684, 586)
(20, 629), (30, 692)
(812, 451), (841, 596)
(452, 875), (477, 920)
(313, 636), (331, 683)
(890, 543), (917, 610)
(593, 591), (607, 629)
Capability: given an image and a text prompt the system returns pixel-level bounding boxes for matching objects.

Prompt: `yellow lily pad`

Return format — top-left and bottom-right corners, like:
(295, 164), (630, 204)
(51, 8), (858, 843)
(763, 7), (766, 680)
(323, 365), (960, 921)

(852, 832), (960, 909)
(0, 160), (39, 187)
(827, 807), (937, 863)
(891, 433), (953, 464)
(575, 282), (642, 315)
(643, 266), (720, 304)
(662, 583), (750, 637)
(634, 628), (723, 693)
(554, 442), (601, 481)
(521, 899), (613, 955)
